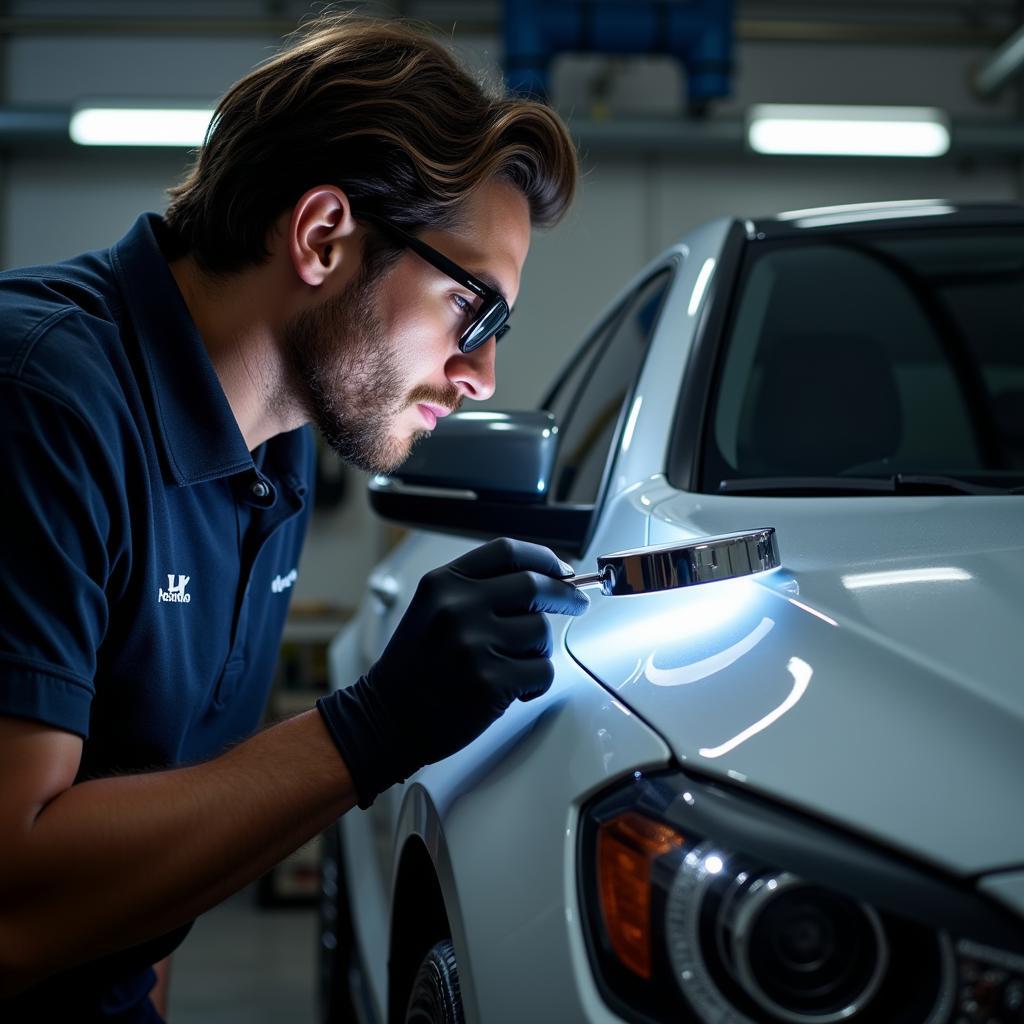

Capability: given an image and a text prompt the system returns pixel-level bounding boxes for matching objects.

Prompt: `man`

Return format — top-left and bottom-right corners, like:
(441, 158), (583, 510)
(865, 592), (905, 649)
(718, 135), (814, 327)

(0, 16), (587, 1021)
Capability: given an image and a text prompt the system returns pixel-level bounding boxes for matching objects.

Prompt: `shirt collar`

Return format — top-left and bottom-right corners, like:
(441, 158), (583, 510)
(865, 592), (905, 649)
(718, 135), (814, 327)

(110, 213), (254, 486)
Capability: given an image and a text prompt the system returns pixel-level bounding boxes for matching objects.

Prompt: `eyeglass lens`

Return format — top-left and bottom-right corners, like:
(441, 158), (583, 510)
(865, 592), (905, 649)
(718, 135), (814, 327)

(461, 299), (510, 353)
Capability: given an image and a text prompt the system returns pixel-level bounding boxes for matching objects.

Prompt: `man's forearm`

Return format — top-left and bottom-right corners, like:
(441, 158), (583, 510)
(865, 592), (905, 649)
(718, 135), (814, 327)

(0, 709), (354, 995)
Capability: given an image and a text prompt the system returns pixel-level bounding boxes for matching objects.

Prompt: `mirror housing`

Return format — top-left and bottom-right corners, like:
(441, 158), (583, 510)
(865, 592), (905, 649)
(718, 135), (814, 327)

(368, 410), (593, 554)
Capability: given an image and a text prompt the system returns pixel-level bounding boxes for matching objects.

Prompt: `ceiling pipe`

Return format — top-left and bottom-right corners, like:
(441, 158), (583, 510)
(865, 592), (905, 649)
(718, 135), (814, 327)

(973, 24), (1024, 96)
(0, 108), (70, 144)
(0, 15), (1004, 47)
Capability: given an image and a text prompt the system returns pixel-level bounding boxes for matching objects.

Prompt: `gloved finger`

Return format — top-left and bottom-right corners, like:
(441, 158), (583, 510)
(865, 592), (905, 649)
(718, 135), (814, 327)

(447, 537), (573, 582)
(486, 570), (591, 617)
(487, 613), (553, 659)
(509, 657), (556, 703)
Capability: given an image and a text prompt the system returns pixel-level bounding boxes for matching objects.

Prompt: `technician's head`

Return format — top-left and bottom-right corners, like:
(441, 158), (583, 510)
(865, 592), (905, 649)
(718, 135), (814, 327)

(164, 16), (578, 473)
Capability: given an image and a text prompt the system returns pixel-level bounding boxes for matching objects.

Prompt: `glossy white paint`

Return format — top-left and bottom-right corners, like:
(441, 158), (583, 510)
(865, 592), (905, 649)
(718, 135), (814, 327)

(622, 492), (1024, 874)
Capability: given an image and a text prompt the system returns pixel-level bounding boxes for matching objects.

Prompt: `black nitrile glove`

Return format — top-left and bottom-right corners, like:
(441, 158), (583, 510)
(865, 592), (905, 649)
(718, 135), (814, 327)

(317, 538), (590, 808)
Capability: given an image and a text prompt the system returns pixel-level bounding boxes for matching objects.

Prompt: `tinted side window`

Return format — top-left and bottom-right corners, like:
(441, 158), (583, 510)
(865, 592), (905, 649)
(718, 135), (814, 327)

(542, 308), (620, 426)
(550, 270), (672, 504)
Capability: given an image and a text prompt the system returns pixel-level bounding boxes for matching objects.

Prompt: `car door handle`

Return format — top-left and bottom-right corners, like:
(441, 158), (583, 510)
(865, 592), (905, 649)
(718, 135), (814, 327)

(368, 573), (401, 611)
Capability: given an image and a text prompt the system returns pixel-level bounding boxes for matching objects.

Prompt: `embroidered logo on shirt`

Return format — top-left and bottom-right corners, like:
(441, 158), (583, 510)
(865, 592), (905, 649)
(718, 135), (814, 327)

(158, 574), (191, 603)
(271, 569), (298, 594)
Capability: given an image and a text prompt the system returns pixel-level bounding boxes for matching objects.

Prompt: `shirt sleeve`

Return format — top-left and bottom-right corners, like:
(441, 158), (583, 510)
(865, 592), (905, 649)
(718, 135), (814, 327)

(0, 376), (117, 737)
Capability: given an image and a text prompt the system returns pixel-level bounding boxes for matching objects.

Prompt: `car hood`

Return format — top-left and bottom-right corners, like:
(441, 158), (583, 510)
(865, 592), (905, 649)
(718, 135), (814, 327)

(565, 493), (1024, 876)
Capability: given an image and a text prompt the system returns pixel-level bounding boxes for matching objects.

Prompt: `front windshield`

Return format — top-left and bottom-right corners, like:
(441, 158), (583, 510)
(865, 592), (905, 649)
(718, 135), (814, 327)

(701, 227), (1024, 491)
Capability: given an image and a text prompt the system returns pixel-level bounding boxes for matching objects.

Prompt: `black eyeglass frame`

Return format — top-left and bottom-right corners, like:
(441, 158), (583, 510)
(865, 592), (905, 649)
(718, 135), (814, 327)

(357, 212), (511, 353)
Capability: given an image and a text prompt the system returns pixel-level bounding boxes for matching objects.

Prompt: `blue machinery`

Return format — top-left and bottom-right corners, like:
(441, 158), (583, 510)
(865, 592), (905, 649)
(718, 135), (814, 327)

(503, 0), (735, 112)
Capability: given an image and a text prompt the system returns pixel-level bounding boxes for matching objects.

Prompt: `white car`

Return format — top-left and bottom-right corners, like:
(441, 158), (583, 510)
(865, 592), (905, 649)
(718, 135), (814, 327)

(319, 200), (1024, 1024)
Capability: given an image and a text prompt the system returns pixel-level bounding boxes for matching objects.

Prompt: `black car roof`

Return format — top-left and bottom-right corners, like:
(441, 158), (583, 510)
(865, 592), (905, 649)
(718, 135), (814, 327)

(748, 200), (1024, 240)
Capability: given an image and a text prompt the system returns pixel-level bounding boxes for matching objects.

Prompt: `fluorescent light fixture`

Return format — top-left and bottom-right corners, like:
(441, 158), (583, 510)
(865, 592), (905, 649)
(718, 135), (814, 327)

(70, 105), (215, 147)
(748, 104), (950, 158)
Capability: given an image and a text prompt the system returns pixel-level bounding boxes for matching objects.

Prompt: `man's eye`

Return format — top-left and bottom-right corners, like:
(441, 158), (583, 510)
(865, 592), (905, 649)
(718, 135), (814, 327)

(452, 294), (475, 319)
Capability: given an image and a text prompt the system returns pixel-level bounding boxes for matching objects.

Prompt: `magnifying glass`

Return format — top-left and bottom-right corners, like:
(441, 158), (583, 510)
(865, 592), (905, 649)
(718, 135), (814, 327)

(567, 528), (780, 597)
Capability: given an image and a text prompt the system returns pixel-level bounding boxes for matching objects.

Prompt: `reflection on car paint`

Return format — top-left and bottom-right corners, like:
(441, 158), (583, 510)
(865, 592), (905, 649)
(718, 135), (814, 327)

(643, 617), (775, 688)
(786, 596), (839, 627)
(569, 575), (820, 759)
(842, 566), (973, 589)
(699, 655), (813, 759)
(687, 257), (716, 316)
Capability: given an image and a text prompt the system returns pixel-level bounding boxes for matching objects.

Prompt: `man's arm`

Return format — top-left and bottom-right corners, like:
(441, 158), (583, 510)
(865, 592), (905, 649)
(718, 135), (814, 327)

(0, 710), (354, 997)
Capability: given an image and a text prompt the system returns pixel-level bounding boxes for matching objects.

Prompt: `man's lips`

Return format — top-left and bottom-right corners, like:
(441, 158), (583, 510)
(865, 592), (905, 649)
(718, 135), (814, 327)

(416, 403), (451, 429)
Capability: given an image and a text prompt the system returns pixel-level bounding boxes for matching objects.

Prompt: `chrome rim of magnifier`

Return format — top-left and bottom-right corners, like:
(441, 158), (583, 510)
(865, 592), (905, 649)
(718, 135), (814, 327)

(580, 528), (780, 597)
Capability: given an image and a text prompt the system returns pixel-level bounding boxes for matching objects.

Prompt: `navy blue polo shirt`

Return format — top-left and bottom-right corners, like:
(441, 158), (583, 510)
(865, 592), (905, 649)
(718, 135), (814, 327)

(0, 214), (315, 1020)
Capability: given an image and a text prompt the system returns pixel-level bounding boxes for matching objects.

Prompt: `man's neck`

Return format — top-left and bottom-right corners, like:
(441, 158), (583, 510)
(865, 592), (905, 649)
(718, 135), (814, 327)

(167, 255), (304, 452)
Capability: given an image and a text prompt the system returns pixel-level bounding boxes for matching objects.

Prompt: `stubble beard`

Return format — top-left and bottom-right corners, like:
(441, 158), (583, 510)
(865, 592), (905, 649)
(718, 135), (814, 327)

(280, 261), (460, 475)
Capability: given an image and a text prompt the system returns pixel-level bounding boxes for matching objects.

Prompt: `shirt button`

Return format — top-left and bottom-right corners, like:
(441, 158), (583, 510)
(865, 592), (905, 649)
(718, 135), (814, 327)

(251, 480), (270, 499)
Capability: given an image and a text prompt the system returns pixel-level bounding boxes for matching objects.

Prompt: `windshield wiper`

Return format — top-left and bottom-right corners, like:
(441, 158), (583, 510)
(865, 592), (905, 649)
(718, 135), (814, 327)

(718, 474), (1024, 496)
(895, 473), (1024, 495)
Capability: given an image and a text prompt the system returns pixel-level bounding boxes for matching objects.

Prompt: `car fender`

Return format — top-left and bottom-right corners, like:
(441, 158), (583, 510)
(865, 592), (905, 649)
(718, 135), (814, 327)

(382, 633), (673, 1023)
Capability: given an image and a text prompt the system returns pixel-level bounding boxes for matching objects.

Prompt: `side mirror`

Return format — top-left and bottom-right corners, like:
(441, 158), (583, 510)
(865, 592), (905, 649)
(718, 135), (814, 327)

(368, 410), (593, 553)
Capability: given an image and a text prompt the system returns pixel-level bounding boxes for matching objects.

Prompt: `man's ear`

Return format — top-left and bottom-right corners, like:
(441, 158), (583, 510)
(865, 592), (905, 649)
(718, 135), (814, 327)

(288, 186), (360, 287)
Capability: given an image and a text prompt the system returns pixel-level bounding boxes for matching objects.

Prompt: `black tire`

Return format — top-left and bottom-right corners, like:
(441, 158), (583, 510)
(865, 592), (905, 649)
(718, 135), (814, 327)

(404, 939), (465, 1024)
(318, 824), (360, 1023)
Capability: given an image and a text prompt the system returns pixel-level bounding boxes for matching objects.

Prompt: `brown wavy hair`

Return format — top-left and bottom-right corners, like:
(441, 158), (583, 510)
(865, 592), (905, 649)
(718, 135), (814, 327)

(164, 15), (578, 274)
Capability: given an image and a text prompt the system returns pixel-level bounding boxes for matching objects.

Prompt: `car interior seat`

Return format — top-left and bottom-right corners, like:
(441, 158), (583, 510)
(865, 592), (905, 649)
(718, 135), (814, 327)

(993, 388), (1024, 469)
(737, 331), (905, 477)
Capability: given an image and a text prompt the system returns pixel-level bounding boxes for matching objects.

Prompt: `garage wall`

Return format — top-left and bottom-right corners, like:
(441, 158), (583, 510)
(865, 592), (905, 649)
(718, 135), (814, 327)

(2, 4), (1020, 606)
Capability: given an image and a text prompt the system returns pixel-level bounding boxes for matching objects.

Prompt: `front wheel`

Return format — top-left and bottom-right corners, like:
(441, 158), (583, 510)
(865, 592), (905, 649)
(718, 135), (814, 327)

(404, 939), (464, 1024)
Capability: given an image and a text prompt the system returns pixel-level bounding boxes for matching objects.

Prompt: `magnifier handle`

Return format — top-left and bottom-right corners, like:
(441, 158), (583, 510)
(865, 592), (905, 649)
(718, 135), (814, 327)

(567, 570), (609, 589)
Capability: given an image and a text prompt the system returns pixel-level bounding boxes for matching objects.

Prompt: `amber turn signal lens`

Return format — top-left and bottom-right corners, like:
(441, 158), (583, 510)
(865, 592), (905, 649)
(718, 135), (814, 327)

(596, 812), (683, 979)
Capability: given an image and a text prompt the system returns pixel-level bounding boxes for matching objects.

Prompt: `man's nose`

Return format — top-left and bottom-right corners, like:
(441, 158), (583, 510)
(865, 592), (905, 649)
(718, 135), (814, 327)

(446, 337), (496, 401)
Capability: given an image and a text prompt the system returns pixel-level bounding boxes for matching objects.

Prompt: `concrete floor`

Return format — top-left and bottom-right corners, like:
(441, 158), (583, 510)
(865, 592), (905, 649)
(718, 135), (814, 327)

(167, 887), (318, 1024)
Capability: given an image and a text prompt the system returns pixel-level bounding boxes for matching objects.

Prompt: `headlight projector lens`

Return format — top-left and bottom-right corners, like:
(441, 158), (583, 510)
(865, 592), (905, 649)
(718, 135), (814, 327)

(727, 873), (888, 1022)
(665, 844), (890, 1024)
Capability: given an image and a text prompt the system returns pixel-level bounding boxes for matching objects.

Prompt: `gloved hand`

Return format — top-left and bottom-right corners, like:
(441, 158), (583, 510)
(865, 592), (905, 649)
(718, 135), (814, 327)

(317, 538), (590, 808)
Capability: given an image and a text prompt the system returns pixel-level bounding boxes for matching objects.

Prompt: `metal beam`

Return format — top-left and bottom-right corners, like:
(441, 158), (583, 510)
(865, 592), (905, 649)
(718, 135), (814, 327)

(738, 19), (1003, 47)
(0, 14), (1004, 47)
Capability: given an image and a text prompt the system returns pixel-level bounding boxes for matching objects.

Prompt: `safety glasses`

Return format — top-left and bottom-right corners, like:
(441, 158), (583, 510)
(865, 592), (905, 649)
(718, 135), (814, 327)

(358, 212), (511, 353)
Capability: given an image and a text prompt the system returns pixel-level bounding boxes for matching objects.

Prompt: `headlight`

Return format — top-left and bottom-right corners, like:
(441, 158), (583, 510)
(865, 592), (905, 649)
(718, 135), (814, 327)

(579, 772), (1024, 1023)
